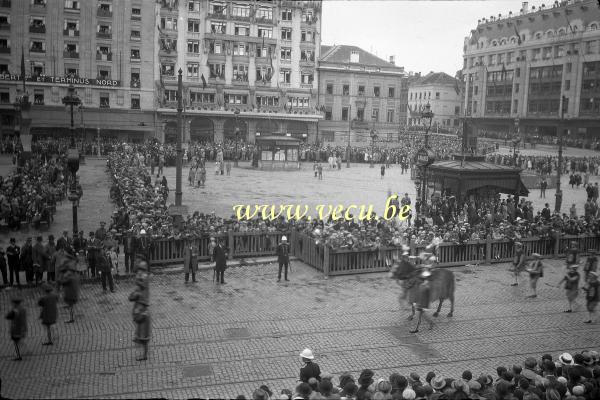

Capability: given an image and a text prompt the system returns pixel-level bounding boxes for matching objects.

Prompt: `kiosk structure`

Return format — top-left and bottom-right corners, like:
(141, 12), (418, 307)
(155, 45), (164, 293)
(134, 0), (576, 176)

(254, 135), (301, 170)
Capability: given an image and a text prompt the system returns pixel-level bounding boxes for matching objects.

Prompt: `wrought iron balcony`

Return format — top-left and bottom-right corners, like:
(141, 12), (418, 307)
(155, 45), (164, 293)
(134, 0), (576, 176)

(63, 29), (80, 37)
(96, 52), (112, 61)
(63, 50), (79, 58)
(97, 31), (112, 39)
(0, 47), (10, 54)
(29, 25), (46, 34)
(0, 23), (9, 31)
(97, 8), (113, 18)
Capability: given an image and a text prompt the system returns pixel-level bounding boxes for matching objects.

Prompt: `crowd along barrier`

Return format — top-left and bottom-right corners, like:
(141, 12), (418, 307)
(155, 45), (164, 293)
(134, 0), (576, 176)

(149, 231), (291, 265)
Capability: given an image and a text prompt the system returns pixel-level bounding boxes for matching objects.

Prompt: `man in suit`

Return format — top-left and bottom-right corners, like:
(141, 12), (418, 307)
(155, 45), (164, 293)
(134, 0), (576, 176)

(123, 232), (137, 274)
(95, 221), (107, 241)
(6, 238), (20, 287)
(20, 238), (33, 285)
(87, 232), (102, 278)
(97, 249), (115, 293)
(276, 235), (290, 282)
(32, 236), (47, 285)
(56, 230), (73, 254)
(213, 239), (228, 284)
(136, 230), (152, 270)
(73, 231), (87, 254)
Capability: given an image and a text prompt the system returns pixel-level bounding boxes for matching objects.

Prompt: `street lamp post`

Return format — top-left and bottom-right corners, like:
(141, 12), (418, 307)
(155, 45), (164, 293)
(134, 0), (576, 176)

(555, 96), (567, 213)
(62, 84), (81, 235)
(346, 104), (351, 168)
(369, 128), (377, 168)
(234, 108), (240, 167)
(175, 69), (183, 207)
(419, 102), (434, 209)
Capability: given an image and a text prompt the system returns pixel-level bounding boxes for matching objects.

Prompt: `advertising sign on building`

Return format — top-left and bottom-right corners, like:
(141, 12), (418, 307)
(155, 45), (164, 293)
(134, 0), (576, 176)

(0, 74), (120, 87)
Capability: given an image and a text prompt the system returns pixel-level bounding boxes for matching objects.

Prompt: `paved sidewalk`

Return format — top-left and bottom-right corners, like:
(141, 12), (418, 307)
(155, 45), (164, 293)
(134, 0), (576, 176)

(0, 258), (597, 399)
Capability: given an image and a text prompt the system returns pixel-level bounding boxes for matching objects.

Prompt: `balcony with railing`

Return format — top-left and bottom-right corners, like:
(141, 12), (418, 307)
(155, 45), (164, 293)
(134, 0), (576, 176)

(97, 7), (112, 18)
(0, 46), (10, 54)
(96, 52), (112, 61)
(97, 30), (112, 39)
(208, 11), (227, 19)
(0, 0), (10, 8)
(0, 22), (9, 31)
(63, 50), (79, 58)
(230, 13), (251, 23)
(160, 0), (178, 11)
(63, 28), (80, 37)
(254, 16), (274, 25)
(29, 24), (46, 34)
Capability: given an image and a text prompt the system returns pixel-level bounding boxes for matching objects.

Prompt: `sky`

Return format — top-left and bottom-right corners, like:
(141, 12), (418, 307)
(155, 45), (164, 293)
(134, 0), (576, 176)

(321, 0), (547, 76)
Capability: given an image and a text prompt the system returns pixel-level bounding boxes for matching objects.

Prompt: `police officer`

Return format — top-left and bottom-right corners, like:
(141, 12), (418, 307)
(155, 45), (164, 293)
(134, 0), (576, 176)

(276, 236), (290, 282)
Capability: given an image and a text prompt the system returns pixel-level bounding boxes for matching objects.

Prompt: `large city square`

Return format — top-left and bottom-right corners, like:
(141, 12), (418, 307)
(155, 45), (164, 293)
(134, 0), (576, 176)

(1, 0), (600, 399)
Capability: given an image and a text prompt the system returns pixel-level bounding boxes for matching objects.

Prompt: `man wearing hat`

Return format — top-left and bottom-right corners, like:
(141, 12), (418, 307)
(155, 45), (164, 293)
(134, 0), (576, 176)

(56, 230), (73, 254)
(511, 242), (526, 286)
(5, 295), (27, 360)
(123, 231), (137, 275)
(558, 262), (580, 313)
(87, 232), (102, 278)
(213, 238), (228, 284)
(95, 221), (107, 241)
(32, 236), (47, 285)
(410, 268), (435, 333)
(183, 239), (198, 283)
(6, 238), (21, 287)
(525, 253), (544, 298)
(58, 249), (80, 323)
(276, 235), (290, 282)
(299, 348), (321, 383)
(38, 283), (58, 345)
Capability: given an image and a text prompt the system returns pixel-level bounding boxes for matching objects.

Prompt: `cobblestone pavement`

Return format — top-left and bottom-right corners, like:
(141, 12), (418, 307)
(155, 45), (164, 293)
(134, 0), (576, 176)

(0, 257), (598, 399)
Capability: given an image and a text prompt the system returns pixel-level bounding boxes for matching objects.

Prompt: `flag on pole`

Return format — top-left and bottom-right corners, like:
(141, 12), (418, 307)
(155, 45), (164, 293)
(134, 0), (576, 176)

(320, 105), (326, 112)
(201, 74), (207, 89)
(565, 13), (575, 34)
(514, 25), (522, 45)
(21, 47), (26, 91)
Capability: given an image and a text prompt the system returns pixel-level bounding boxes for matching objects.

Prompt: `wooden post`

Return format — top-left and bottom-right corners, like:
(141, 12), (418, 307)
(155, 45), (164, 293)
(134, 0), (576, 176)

(228, 230), (234, 260)
(486, 236), (492, 264)
(323, 245), (330, 278)
(554, 231), (560, 257)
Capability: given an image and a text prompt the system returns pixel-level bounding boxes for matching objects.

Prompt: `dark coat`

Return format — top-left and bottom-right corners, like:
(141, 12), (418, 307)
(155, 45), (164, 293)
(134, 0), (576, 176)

(276, 242), (290, 264)
(45, 243), (57, 273)
(96, 252), (112, 274)
(213, 244), (227, 272)
(183, 244), (198, 274)
(60, 270), (80, 306)
(38, 292), (58, 325)
(32, 242), (47, 269)
(123, 235), (137, 254)
(300, 361), (321, 383)
(6, 244), (20, 267)
(20, 243), (33, 271)
(73, 236), (87, 254)
(56, 236), (72, 253)
(6, 304), (27, 340)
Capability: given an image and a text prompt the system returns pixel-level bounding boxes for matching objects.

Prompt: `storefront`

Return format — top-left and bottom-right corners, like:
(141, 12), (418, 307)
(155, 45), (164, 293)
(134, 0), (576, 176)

(254, 135), (301, 170)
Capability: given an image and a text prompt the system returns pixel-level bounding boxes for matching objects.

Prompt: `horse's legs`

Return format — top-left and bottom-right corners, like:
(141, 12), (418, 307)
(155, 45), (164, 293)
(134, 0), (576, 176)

(447, 295), (454, 317)
(433, 298), (443, 317)
(407, 303), (415, 321)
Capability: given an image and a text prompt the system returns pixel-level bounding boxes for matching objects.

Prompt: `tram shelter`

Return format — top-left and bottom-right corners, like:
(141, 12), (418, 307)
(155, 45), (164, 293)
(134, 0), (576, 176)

(254, 135), (301, 170)
(428, 154), (529, 202)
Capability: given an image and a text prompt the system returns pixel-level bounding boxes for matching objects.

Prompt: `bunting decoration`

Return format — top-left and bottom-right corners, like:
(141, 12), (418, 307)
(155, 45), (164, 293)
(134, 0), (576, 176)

(565, 13), (575, 34)
(514, 25), (522, 45)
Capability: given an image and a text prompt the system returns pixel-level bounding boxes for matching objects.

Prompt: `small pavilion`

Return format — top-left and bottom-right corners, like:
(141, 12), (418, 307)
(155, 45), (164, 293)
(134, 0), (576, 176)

(254, 135), (301, 170)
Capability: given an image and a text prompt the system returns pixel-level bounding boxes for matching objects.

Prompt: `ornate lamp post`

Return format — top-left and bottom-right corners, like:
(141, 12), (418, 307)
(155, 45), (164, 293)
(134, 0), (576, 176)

(416, 102), (434, 210)
(62, 84), (81, 235)
(234, 108), (240, 167)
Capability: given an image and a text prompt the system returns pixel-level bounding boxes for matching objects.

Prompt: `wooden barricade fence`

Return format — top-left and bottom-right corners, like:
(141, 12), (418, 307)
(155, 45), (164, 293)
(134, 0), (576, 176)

(149, 231), (290, 265)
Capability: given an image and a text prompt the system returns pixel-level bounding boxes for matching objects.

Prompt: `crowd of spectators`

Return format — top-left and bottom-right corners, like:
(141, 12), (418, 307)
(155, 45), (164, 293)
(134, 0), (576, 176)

(242, 349), (600, 400)
(485, 154), (600, 177)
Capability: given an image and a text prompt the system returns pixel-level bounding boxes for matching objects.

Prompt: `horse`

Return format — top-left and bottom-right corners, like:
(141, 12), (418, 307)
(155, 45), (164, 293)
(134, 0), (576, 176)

(389, 259), (455, 320)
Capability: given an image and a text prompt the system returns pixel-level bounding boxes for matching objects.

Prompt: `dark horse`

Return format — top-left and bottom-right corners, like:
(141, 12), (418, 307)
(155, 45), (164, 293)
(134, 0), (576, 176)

(389, 259), (455, 319)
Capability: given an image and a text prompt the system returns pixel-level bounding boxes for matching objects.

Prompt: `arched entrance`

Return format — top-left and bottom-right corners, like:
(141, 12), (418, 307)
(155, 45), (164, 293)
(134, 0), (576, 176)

(287, 121), (308, 141)
(223, 118), (248, 141)
(256, 120), (279, 136)
(190, 117), (214, 143)
(164, 121), (177, 144)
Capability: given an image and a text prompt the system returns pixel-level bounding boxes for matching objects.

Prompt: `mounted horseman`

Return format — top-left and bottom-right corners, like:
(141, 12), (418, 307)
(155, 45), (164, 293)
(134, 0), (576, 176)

(389, 248), (455, 331)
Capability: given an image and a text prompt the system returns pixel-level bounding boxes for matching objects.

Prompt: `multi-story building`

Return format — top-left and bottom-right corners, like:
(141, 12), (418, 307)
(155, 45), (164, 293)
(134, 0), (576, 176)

(317, 45), (407, 146)
(155, 0), (323, 144)
(407, 72), (462, 132)
(462, 0), (600, 141)
(0, 0), (157, 140)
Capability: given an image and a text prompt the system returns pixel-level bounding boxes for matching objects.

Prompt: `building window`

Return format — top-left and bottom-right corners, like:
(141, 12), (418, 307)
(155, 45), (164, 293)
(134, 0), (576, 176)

(281, 8), (292, 21)
(63, 19), (79, 36)
(34, 89), (44, 105)
(566, 62), (572, 73)
(232, 4), (250, 17)
(435, 92), (440, 100)
(188, 1), (200, 12)
(160, 17), (177, 30)
(280, 47), (291, 60)
(300, 31), (312, 42)
(233, 64), (248, 81)
(64, 0), (80, 10)
(130, 69), (140, 88)
(161, 63), (175, 76)
(131, 30), (140, 40)
(233, 43), (248, 56)
(224, 93), (248, 105)
(388, 87), (395, 98)
(301, 73), (313, 84)
(0, 91), (9, 104)
(210, 21), (226, 34)
(188, 19), (200, 33)
(30, 41), (46, 53)
(190, 92), (215, 104)
(234, 24), (249, 36)
(100, 93), (110, 108)
(341, 107), (349, 121)
(324, 110), (332, 120)
(356, 108), (364, 121)
(98, 68), (111, 80)
(256, 7), (272, 20)
(372, 109), (379, 121)
(210, 41), (222, 54)
(373, 86), (380, 97)
(326, 83), (333, 95)
(131, 94), (140, 109)
(209, 63), (225, 79)
(187, 62), (199, 78)
(513, 99), (518, 112)
(131, 7), (141, 20)
(209, 2), (227, 16)
(258, 26), (272, 38)
(454, 106), (460, 115)
(281, 28), (292, 40)
(514, 83), (519, 93)
(164, 90), (177, 102)
(515, 68), (520, 78)
(279, 69), (291, 83)
(187, 40), (199, 53)
(130, 49), (140, 61)
(564, 80), (570, 90)
(300, 49), (314, 61)
(32, 62), (44, 77)
(386, 109), (394, 123)
(358, 85), (365, 95)
(256, 95), (279, 107)
(256, 66), (272, 82)
(342, 84), (349, 96)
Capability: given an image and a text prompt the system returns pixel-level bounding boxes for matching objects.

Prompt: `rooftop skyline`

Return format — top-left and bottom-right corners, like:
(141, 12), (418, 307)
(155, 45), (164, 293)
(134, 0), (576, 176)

(321, 0), (550, 76)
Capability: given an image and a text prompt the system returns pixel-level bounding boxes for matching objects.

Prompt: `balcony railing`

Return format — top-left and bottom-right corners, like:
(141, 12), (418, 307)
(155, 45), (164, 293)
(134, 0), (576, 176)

(30, 47), (45, 53)
(131, 15), (141, 21)
(230, 14), (251, 22)
(0, 23), (9, 30)
(300, 83), (313, 89)
(63, 29), (80, 37)
(208, 12), (227, 19)
(97, 9), (113, 18)
(0, 47), (10, 54)
(33, 99), (45, 105)
(29, 25), (46, 34)
(63, 50), (79, 58)
(254, 16), (274, 24)
(97, 31), (112, 39)
(0, 0), (10, 8)
(99, 103), (110, 109)
(96, 52), (112, 61)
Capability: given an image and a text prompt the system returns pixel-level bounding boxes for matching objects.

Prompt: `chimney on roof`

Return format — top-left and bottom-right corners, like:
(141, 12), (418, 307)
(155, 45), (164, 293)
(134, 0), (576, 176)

(389, 55), (395, 65)
(522, 2), (529, 13)
(350, 50), (359, 63)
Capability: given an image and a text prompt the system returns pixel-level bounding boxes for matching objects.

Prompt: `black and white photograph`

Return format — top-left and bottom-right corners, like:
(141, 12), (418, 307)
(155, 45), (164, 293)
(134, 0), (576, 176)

(0, 0), (600, 398)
